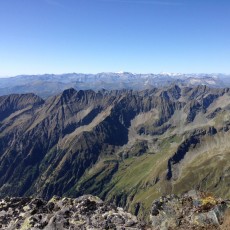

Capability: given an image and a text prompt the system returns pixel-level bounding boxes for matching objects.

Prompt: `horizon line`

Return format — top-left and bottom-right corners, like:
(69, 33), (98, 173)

(0, 72), (230, 78)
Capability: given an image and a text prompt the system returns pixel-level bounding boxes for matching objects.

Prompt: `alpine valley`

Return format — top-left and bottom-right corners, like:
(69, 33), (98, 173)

(1, 80), (230, 223)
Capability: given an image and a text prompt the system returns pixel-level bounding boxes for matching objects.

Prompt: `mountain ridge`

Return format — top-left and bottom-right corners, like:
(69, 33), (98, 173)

(0, 72), (230, 98)
(0, 85), (230, 220)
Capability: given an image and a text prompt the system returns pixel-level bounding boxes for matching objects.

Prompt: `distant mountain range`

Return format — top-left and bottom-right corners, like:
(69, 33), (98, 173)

(0, 72), (230, 98)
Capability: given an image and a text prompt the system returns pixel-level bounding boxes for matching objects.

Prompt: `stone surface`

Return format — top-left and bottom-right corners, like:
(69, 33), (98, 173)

(150, 191), (229, 230)
(0, 191), (229, 229)
(0, 195), (143, 230)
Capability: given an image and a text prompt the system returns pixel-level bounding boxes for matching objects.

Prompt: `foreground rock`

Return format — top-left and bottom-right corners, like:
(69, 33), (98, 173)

(0, 191), (229, 229)
(0, 195), (144, 229)
(150, 190), (230, 230)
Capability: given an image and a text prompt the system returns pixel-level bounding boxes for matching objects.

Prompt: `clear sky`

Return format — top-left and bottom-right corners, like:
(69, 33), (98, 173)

(0, 0), (229, 76)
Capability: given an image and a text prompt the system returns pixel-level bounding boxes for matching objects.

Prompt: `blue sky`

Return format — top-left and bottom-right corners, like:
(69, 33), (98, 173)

(0, 0), (229, 76)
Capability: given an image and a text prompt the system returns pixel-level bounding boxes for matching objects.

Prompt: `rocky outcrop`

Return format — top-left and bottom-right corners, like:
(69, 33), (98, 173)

(0, 195), (144, 230)
(0, 191), (229, 230)
(150, 190), (229, 230)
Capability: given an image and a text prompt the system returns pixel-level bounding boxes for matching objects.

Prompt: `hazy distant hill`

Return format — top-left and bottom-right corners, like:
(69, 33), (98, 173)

(0, 85), (230, 219)
(0, 72), (229, 98)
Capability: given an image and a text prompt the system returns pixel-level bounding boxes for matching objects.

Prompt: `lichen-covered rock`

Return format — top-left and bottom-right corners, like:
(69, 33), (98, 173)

(0, 195), (144, 229)
(150, 190), (229, 230)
